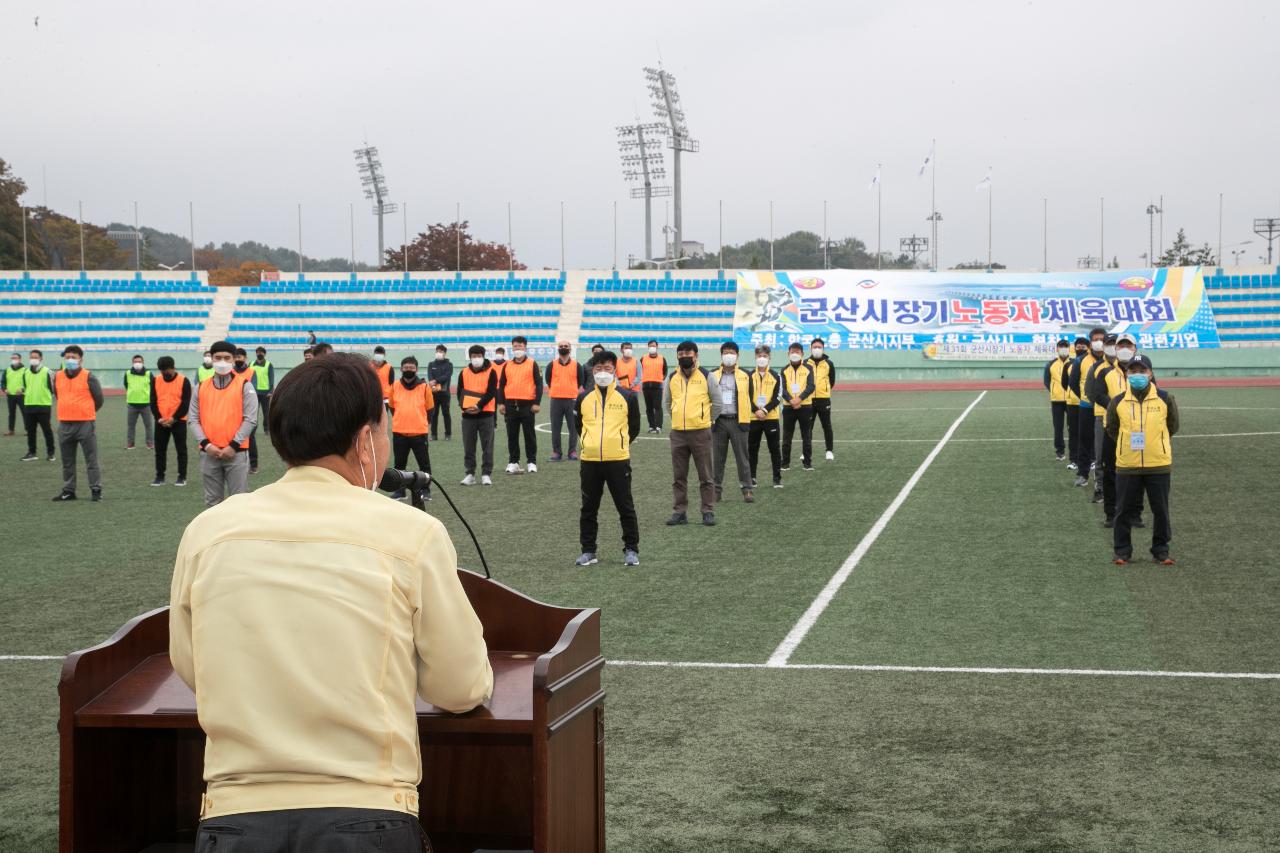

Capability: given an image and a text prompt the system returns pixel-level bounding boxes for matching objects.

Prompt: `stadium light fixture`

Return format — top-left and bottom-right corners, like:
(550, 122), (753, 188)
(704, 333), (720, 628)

(900, 234), (928, 265)
(1254, 217), (1279, 265)
(644, 66), (699, 264)
(1145, 202), (1161, 265)
(355, 145), (398, 266)
(617, 121), (672, 267)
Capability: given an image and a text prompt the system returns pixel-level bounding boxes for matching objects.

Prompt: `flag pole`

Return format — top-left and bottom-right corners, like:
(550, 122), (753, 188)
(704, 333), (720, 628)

(987, 168), (993, 271)
(877, 164), (882, 270)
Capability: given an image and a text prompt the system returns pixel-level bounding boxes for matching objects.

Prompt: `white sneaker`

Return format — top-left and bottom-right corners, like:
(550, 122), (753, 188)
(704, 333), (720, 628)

(505, 463), (521, 475)
(460, 474), (476, 486)
(527, 463), (538, 474)
(481, 474), (493, 486)
(825, 451), (834, 461)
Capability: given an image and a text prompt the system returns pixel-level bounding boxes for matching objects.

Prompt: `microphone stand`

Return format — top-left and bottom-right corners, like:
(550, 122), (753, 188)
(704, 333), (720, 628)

(408, 476), (493, 580)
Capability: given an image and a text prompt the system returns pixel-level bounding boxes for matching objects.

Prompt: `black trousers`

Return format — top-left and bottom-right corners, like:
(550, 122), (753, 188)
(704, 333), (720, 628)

(1075, 407), (1095, 477)
(1102, 433), (1145, 521)
(6, 394), (22, 431)
(748, 419), (782, 484)
(1114, 472), (1172, 560)
(1065, 402), (1078, 464)
(257, 392), (271, 434)
(431, 391), (452, 438)
(781, 405), (814, 468)
(248, 425), (259, 468)
(24, 406), (54, 455)
(580, 460), (639, 553)
(811, 397), (834, 452)
(1050, 401), (1067, 455)
(504, 403), (538, 464)
(196, 807), (428, 853)
(642, 383), (663, 430)
(154, 421), (188, 479)
(393, 433), (432, 491)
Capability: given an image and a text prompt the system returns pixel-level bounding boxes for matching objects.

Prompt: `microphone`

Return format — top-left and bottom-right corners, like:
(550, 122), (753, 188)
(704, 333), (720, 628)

(379, 468), (492, 579)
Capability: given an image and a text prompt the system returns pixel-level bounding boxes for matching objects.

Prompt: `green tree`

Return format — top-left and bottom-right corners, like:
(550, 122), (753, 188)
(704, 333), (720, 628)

(951, 260), (1007, 270)
(679, 231), (917, 270)
(0, 158), (49, 269)
(1156, 228), (1216, 267)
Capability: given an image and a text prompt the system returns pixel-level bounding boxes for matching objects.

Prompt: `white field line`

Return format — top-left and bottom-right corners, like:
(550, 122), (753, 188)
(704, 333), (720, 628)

(0, 655), (62, 661)
(766, 391), (988, 667)
(609, 659), (1280, 681)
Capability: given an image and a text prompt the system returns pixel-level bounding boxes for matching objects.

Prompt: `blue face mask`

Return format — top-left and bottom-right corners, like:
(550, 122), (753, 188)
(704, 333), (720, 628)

(1128, 374), (1150, 391)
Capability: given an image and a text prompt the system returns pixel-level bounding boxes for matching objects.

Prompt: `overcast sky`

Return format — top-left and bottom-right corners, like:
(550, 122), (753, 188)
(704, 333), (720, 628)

(4, 0), (1278, 271)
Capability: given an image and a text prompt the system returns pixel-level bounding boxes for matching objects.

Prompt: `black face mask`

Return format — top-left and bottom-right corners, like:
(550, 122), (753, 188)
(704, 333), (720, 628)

(402, 371), (416, 382)
(558, 348), (571, 356)
(678, 356), (695, 369)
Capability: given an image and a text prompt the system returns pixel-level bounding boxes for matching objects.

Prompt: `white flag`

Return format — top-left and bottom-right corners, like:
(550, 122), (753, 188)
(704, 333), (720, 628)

(867, 165), (880, 190)
(917, 144), (933, 178)
(976, 169), (991, 191)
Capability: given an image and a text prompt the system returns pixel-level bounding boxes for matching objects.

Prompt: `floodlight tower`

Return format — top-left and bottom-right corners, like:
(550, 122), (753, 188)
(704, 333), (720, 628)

(617, 123), (672, 267)
(645, 66), (699, 262)
(354, 145), (398, 265)
(900, 235), (929, 266)
(1254, 217), (1280, 265)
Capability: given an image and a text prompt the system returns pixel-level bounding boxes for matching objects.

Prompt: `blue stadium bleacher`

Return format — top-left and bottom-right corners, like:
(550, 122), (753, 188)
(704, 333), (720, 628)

(579, 274), (736, 345)
(1202, 268), (1280, 345)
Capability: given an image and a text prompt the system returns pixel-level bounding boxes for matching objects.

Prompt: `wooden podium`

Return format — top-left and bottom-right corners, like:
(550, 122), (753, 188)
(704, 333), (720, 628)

(58, 570), (604, 853)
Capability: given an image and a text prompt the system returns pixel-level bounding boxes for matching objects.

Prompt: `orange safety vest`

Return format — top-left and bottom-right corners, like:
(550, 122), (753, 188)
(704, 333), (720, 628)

(616, 356), (639, 388)
(390, 380), (434, 435)
(548, 360), (580, 399)
(373, 362), (393, 399)
(198, 374), (251, 449)
(460, 366), (496, 413)
(155, 373), (188, 421)
(54, 369), (97, 422)
(502, 358), (538, 401)
(640, 354), (666, 384)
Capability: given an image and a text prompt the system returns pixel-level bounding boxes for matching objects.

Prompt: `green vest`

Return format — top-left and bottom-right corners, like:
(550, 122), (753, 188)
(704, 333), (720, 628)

(125, 370), (152, 405)
(252, 361), (271, 391)
(22, 367), (53, 407)
(5, 365), (24, 395)
(197, 365), (216, 383)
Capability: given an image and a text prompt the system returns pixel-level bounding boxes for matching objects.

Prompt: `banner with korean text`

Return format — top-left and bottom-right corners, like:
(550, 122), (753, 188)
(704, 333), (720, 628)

(731, 267), (1219, 352)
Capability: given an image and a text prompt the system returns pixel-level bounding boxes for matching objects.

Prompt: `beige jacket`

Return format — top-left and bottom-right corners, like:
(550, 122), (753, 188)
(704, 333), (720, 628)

(170, 465), (493, 818)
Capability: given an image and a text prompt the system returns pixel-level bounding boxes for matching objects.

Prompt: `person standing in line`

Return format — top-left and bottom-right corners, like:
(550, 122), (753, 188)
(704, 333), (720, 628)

(545, 340), (586, 461)
(780, 342), (816, 472)
(18, 350), (56, 462)
(1085, 333), (1120, 504)
(150, 355), (192, 487)
(639, 339), (667, 434)
(615, 342), (641, 392)
(427, 344), (453, 441)
(1062, 336), (1088, 471)
(301, 347), (315, 362)
(386, 355), (434, 502)
(370, 345), (394, 407)
(1095, 334), (1144, 530)
(123, 354), (155, 450)
(196, 350), (216, 385)
(190, 341), (258, 508)
(497, 335), (542, 474)
(805, 337), (836, 461)
(708, 341), (754, 503)
(573, 350), (642, 567)
(1069, 326), (1106, 487)
(232, 348), (261, 474)
(491, 346), (507, 377)
(51, 345), (105, 502)
(747, 345), (784, 489)
(663, 341), (720, 527)
(252, 346), (276, 435)
(1043, 338), (1072, 461)
(311, 342), (335, 358)
(458, 345), (498, 486)
(1107, 354), (1178, 566)
(4, 352), (24, 436)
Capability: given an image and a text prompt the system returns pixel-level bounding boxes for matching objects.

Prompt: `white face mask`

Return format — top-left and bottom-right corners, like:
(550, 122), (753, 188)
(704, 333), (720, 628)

(202, 357), (213, 366)
(1091, 339), (1104, 352)
(621, 348), (632, 358)
(593, 371), (614, 387)
(1104, 345), (1117, 358)
(212, 361), (233, 375)
(811, 348), (824, 358)
(470, 357), (484, 369)
(358, 429), (378, 491)
(512, 349), (526, 360)
(10, 359), (20, 368)
(1057, 347), (1070, 357)
(789, 353), (802, 364)
(648, 346), (658, 356)
(29, 358), (41, 369)
(436, 353), (446, 360)
(721, 353), (737, 367)
(372, 354), (385, 364)
(756, 356), (769, 368)
(133, 362), (145, 371)
(63, 358), (80, 370)
(1117, 347), (1135, 362)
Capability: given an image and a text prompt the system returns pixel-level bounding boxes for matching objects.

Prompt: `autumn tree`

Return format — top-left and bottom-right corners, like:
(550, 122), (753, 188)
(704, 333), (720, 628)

(382, 221), (524, 272)
(25, 207), (130, 270)
(209, 260), (278, 287)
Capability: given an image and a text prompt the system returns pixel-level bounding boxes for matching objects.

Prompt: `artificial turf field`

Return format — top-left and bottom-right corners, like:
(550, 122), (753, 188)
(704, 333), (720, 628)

(2, 386), (1279, 852)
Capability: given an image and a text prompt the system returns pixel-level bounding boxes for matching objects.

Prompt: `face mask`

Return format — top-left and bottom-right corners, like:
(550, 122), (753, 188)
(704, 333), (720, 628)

(512, 349), (526, 360)
(811, 348), (824, 358)
(1057, 347), (1070, 357)
(558, 348), (571, 357)
(621, 348), (632, 358)
(212, 361), (233, 375)
(721, 353), (737, 367)
(756, 357), (769, 368)
(1128, 374), (1150, 391)
(29, 359), (41, 369)
(1117, 347), (1135, 363)
(648, 346), (658, 356)
(678, 356), (695, 369)
(594, 371), (614, 387)
(163, 370), (176, 379)
(10, 359), (20, 368)
(402, 370), (416, 381)
(372, 354), (385, 364)
(358, 429), (377, 491)
(436, 353), (446, 360)
(789, 353), (802, 364)
(202, 357), (212, 366)
(1090, 340), (1104, 352)
(1104, 345), (1117, 358)
(234, 361), (246, 368)
(494, 356), (506, 364)
(133, 363), (145, 372)
(1075, 348), (1087, 356)
(470, 357), (484, 369)
(63, 358), (80, 370)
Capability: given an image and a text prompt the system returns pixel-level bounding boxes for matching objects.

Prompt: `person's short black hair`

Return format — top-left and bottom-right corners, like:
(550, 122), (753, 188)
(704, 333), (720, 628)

(269, 352), (383, 466)
(9, 352), (18, 358)
(132, 353), (144, 361)
(202, 350), (212, 356)
(620, 341), (633, 348)
(647, 339), (659, 346)
(312, 342), (334, 357)
(1056, 338), (1070, 346)
(210, 340), (235, 357)
(302, 347), (314, 357)
(811, 337), (825, 346)
(234, 348), (248, 358)
(676, 340), (698, 354)
(468, 344), (486, 357)
(590, 350), (617, 368)
(1089, 327), (1107, 338)
(511, 335), (527, 346)
(435, 344), (447, 352)
(788, 341), (804, 352)
(157, 356), (175, 370)
(720, 340), (738, 353)
(401, 356), (418, 367)
(1073, 336), (1088, 346)
(1104, 333), (1118, 344)
(495, 346), (506, 354)
(591, 343), (605, 352)
(30, 349), (43, 358)
(373, 345), (386, 354)
(755, 344), (771, 356)
(62, 345), (84, 357)
(255, 346), (266, 354)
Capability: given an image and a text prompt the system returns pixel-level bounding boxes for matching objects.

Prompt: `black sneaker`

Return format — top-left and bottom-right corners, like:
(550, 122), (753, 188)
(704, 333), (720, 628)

(1055, 452), (1065, 461)
(174, 477), (187, 487)
(1102, 516), (1115, 528)
(390, 489), (406, 500)
(1090, 490), (1103, 504)
(52, 491), (76, 501)
(250, 466), (259, 475)
(419, 488), (432, 502)
(91, 489), (102, 502)
(1132, 518), (1146, 528)
(151, 476), (165, 487)
(803, 464), (815, 472)
(20, 452), (37, 461)
(773, 480), (783, 489)
(46, 453), (55, 462)
(666, 512), (688, 526)
(702, 512), (716, 526)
